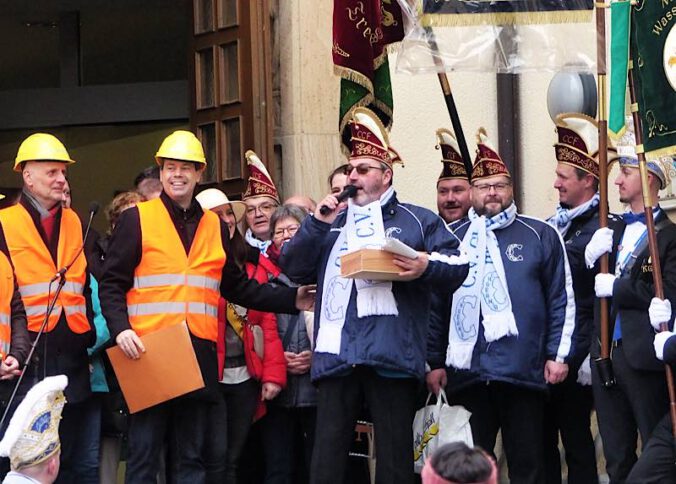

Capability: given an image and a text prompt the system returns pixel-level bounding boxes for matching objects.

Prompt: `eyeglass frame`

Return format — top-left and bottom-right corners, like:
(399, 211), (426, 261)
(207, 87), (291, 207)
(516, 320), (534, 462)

(471, 181), (512, 193)
(272, 224), (300, 239)
(245, 202), (278, 216)
(345, 163), (387, 176)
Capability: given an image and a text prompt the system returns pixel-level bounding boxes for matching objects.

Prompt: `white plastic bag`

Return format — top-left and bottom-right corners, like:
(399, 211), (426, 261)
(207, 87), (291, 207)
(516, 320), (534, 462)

(412, 389), (473, 473)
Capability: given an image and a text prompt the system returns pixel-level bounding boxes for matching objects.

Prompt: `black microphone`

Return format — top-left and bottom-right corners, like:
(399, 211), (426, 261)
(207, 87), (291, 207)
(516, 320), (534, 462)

(319, 185), (357, 215)
(50, 201), (99, 283)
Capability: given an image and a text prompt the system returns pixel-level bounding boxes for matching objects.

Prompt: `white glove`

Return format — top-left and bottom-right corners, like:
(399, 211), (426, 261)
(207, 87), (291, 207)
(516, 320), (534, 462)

(584, 227), (614, 268)
(595, 273), (616, 298)
(653, 331), (675, 361)
(648, 298), (672, 332)
(576, 354), (592, 386)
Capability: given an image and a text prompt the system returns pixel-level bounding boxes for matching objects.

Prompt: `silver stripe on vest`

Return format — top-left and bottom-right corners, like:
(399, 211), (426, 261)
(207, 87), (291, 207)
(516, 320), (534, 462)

(64, 305), (86, 316)
(133, 274), (220, 292)
(0, 313), (10, 325)
(24, 305), (61, 317)
(24, 305), (85, 318)
(19, 281), (84, 298)
(127, 302), (218, 318)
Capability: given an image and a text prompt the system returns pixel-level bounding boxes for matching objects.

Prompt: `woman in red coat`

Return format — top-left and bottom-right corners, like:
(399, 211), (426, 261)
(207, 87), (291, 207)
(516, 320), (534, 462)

(196, 189), (287, 484)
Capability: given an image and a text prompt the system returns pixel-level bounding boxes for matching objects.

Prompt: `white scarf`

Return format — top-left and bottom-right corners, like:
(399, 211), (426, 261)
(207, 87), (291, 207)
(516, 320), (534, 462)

(245, 228), (272, 255)
(447, 203), (519, 370)
(315, 187), (398, 355)
(548, 193), (600, 237)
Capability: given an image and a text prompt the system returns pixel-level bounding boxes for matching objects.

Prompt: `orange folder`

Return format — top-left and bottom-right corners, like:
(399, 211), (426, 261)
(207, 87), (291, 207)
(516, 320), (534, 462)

(106, 321), (205, 414)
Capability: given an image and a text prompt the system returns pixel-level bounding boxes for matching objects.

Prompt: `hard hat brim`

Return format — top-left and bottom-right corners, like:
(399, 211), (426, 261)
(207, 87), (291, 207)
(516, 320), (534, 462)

(13, 158), (76, 173)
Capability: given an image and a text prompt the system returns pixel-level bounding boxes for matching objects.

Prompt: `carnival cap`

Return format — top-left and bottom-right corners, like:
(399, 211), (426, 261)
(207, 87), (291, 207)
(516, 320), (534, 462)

(436, 128), (468, 182)
(243, 150), (280, 202)
(348, 107), (403, 167)
(0, 375), (68, 471)
(471, 128), (510, 181)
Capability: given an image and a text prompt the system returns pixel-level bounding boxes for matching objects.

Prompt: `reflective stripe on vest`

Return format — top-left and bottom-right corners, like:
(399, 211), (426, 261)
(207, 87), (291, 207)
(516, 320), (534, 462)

(126, 198), (225, 341)
(0, 252), (14, 358)
(0, 204), (90, 334)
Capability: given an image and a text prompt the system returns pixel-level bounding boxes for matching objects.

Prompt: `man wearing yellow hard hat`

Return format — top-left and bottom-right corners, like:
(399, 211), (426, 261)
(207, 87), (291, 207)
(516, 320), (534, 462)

(0, 133), (99, 483)
(99, 130), (314, 483)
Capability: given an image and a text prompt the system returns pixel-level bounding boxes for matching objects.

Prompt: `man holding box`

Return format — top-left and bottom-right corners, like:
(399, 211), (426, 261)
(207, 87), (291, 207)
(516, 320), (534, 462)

(99, 130), (312, 484)
(280, 107), (469, 484)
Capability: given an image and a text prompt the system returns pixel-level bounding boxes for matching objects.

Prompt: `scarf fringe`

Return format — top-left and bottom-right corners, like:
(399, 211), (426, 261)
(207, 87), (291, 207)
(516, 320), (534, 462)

(482, 313), (519, 343)
(356, 285), (398, 318)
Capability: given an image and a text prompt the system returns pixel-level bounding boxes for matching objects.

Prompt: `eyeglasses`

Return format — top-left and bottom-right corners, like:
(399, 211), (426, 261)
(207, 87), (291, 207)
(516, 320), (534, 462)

(346, 164), (386, 176)
(273, 224), (300, 238)
(246, 203), (278, 216)
(471, 182), (511, 193)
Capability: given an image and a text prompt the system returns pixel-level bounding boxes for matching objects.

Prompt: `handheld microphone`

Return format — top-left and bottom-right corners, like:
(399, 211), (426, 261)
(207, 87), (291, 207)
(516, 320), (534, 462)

(319, 185), (357, 215)
(50, 201), (99, 283)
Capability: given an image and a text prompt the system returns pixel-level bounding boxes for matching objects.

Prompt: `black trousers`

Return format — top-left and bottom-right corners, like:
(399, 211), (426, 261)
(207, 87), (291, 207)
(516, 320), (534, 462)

(447, 381), (546, 484)
(125, 397), (217, 484)
(310, 367), (418, 484)
(626, 413), (676, 484)
(261, 405), (316, 484)
(543, 374), (597, 484)
(592, 345), (669, 483)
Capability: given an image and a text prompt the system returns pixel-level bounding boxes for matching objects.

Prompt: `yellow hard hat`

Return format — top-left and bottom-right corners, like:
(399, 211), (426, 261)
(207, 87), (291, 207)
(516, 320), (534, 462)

(155, 130), (206, 165)
(14, 133), (75, 172)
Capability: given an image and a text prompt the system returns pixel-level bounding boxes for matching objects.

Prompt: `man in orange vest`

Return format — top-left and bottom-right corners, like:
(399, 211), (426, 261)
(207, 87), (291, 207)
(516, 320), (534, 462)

(0, 134), (100, 483)
(99, 130), (312, 484)
(0, 194), (30, 385)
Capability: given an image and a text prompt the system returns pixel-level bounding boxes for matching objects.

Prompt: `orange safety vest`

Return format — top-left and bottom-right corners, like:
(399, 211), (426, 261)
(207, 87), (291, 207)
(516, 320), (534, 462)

(0, 251), (13, 359)
(126, 198), (226, 341)
(0, 204), (89, 333)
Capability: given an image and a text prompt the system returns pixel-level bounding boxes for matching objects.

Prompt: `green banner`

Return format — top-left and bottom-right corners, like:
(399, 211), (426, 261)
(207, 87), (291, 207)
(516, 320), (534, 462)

(630, 0), (676, 157)
(609, 1), (631, 137)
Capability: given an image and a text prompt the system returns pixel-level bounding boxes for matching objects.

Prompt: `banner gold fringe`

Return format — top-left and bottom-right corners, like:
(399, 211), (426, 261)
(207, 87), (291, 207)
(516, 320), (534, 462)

(421, 10), (592, 27)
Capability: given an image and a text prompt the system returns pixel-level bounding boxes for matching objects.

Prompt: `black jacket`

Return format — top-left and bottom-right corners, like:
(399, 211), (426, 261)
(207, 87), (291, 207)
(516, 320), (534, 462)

(558, 207), (604, 372)
(0, 197), (95, 403)
(592, 209), (676, 372)
(99, 192), (298, 401)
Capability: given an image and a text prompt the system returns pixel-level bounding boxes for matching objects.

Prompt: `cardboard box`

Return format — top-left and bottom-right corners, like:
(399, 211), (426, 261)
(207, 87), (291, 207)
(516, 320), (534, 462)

(340, 248), (406, 281)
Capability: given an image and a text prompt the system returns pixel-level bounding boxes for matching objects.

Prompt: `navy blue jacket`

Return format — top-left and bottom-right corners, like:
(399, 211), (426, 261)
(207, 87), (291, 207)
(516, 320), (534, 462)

(279, 192), (469, 381)
(428, 214), (575, 392)
(664, 335), (676, 365)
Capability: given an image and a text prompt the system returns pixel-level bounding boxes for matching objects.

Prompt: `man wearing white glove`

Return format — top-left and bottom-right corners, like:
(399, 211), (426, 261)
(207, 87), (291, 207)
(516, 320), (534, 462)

(625, 300), (676, 483)
(586, 127), (676, 483)
(543, 113), (609, 484)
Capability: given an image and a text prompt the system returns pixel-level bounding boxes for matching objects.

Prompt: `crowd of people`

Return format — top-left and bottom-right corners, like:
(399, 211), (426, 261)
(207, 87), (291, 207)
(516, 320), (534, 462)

(0, 105), (673, 484)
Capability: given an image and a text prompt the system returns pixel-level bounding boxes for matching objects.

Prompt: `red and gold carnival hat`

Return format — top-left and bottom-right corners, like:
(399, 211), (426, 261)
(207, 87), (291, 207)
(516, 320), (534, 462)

(436, 128), (468, 182)
(553, 113), (617, 179)
(243, 150), (280, 202)
(471, 128), (510, 181)
(349, 107), (403, 167)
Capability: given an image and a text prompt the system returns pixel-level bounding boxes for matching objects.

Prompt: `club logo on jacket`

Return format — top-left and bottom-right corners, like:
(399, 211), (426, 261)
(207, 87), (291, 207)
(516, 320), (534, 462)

(505, 243), (523, 262)
(385, 227), (402, 238)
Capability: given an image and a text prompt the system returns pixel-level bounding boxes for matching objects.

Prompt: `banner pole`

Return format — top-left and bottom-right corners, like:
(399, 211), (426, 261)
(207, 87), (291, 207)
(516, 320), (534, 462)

(594, 2), (615, 386)
(425, 27), (473, 180)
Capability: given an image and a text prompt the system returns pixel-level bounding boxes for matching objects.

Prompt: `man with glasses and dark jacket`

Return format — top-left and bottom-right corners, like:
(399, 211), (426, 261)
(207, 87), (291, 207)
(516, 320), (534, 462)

(281, 107), (469, 484)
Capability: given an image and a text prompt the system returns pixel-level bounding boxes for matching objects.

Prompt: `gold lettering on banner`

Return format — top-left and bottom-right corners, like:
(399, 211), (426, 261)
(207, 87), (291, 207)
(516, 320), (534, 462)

(345, 1), (383, 46)
(333, 42), (350, 58)
(381, 0), (399, 28)
(346, 2), (365, 22)
(652, 5), (676, 36)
